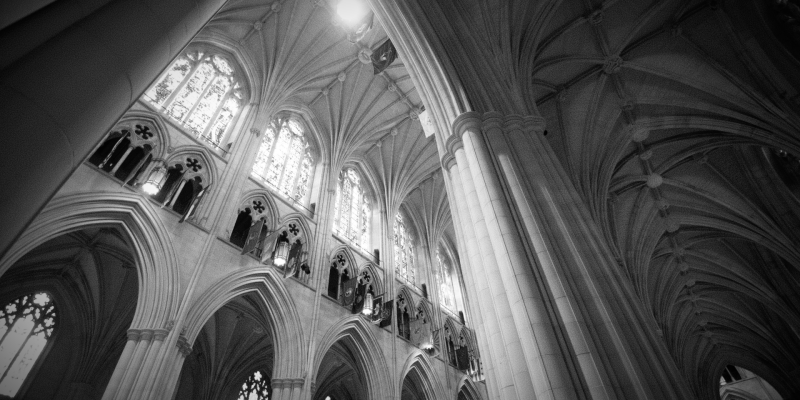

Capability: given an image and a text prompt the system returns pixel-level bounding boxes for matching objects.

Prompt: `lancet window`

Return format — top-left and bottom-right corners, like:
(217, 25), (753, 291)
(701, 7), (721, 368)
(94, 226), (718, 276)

(0, 293), (57, 397)
(393, 213), (416, 286)
(145, 50), (243, 146)
(333, 168), (370, 247)
(238, 370), (271, 400)
(436, 248), (457, 312)
(252, 118), (314, 202)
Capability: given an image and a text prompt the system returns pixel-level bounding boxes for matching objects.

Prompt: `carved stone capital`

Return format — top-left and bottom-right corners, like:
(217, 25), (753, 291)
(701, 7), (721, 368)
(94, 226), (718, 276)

(153, 329), (170, 341)
(452, 112), (482, 139)
(441, 153), (457, 171)
(139, 329), (155, 341)
(127, 329), (142, 341)
(176, 334), (192, 357)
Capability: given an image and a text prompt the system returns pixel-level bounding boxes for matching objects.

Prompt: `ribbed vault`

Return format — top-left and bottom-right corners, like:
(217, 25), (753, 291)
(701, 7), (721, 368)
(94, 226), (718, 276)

(378, 0), (800, 398)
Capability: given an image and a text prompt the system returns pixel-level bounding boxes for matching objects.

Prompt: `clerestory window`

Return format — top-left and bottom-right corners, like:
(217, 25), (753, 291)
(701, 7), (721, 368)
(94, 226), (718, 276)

(393, 213), (416, 286)
(333, 168), (370, 248)
(0, 293), (57, 397)
(238, 370), (271, 400)
(252, 118), (314, 203)
(436, 248), (457, 312)
(145, 50), (243, 147)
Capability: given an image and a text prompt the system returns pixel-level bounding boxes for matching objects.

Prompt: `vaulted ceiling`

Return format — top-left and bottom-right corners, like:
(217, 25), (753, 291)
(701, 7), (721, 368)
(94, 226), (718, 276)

(195, 0), (800, 397)
(204, 0), (439, 217)
(402, 0), (800, 397)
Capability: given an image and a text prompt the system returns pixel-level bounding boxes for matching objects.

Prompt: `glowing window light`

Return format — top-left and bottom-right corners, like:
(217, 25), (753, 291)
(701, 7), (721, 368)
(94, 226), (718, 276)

(0, 293), (56, 397)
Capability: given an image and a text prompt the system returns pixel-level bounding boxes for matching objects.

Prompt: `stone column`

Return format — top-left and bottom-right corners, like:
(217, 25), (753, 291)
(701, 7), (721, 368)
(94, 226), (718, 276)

(163, 335), (193, 400)
(109, 329), (153, 400)
(102, 330), (140, 400)
(270, 378), (305, 400)
(0, 0), (230, 259)
(450, 129), (535, 400)
(101, 328), (181, 400)
(441, 149), (498, 398)
(444, 111), (693, 399)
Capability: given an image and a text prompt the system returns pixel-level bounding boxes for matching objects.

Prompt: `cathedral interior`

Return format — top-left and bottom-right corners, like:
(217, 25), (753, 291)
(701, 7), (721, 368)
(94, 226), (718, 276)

(0, 0), (799, 399)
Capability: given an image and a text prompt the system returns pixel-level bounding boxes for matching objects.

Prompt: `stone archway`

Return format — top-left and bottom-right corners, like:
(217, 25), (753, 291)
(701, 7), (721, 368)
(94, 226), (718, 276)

(312, 317), (391, 400)
(181, 268), (307, 400)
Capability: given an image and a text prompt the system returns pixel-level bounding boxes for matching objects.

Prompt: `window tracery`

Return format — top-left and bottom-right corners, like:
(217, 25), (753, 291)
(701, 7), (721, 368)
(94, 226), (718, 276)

(0, 292), (56, 397)
(145, 51), (243, 146)
(393, 213), (416, 286)
(333, 168), (370, 247)
(252, 118), (314, 202)
(238, 370), (270, 400)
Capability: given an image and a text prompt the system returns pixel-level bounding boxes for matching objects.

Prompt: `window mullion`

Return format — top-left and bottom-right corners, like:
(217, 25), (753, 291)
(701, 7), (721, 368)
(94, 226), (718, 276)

(289, 154), (303, 201)
(199, 87), (232, 141)
(163, 58), (202, 108)
(0, 329), (33, 383)
(264, 128), (280, 177)
(277, 134), (294, 191)
(183, 73), (219, 124)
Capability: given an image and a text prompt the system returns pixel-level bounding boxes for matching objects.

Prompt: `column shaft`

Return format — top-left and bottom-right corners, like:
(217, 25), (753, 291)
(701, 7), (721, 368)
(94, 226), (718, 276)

(0, 0), (229, 259)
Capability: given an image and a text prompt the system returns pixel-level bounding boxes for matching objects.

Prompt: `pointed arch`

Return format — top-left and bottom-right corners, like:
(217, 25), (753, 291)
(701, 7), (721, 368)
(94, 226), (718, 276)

(164, 146), (218, 187)
(277, 214), (314, 250)
(192, 32), (260, 103)
(399, 351), (447, 400)
(350, 159), (386, 212)
(397, 285), (418, 309)
(330, 246), (359, 275)
(276, 100), (327, 164)
(455, 376), (483, 400)
(116, 110), (172, 160)
(236, 189), (280, 227)
(181, 268), (306, 380)
(312, 316), (391, 399)
(358, 263), (384, 296)
(0, 192), (179, 329)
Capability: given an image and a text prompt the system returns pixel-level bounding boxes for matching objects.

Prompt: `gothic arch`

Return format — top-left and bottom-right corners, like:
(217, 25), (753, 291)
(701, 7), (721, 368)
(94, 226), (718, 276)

(455, 376), (483, 400)
(181, 268), (306, 380)
(275, 100), (327, 164)
(330, 246), (359, 276)
(397, 285), (418, 310)
(350, 159), (385, 211)
(164, 146), (218, 187)
(183, 35), (257, 105)
(0, 192), (180, 329)
(236, 189), (280, 227)
(399, 351), (446, 400)
(116, 110), (172, 160)
(358, 262), (384, 296)
(312, 316), (391, 399)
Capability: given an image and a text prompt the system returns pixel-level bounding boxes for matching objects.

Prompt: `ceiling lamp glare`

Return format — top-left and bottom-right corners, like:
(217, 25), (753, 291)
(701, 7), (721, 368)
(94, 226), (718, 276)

(337, 0), (369, 27)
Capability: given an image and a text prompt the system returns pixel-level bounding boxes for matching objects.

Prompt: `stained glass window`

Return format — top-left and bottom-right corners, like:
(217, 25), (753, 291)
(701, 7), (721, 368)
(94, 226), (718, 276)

(145, 51), (243, 146)
(333, 168), (370, 247)
(436, 248), (456, 311)
(393, 213), (416, 285)
(238, 370), (271, 400)
(0, 293), (57, 397)
(251, 118), (314, 203)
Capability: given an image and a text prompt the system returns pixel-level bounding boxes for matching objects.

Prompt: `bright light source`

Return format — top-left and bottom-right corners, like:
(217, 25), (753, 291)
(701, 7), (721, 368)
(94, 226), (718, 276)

(274, 240), (290, 267)
(362, 292), (374, 315)
(337, 0), (369, 27)
(142, 167), (166, 195)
